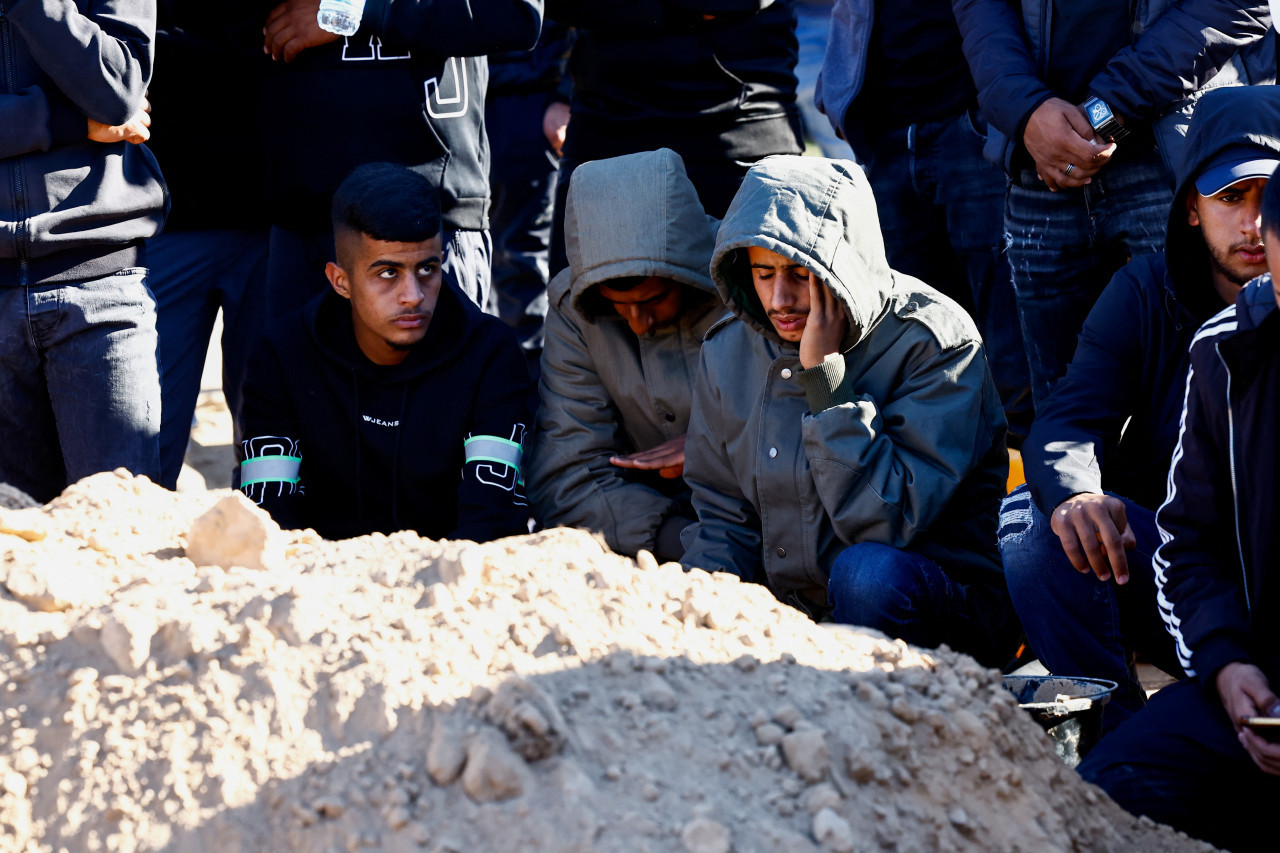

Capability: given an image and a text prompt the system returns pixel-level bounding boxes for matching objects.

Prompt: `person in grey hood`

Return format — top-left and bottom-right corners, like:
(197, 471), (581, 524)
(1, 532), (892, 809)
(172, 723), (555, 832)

(528, 149), (724, 562)
(681, 156), (1017, 667)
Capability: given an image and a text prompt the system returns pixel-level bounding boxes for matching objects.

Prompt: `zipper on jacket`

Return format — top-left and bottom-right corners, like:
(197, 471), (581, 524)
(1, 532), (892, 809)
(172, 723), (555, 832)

(1217, 341), (1252, 614)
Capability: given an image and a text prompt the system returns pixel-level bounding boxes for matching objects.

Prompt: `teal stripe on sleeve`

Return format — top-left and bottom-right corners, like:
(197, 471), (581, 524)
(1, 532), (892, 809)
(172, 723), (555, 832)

(240, 455), (302, 487)
(463, 436), (522, 470)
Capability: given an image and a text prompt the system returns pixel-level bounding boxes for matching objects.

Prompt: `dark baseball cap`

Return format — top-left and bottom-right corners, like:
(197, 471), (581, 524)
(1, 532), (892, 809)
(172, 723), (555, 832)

(1195, 143), (1280, 196)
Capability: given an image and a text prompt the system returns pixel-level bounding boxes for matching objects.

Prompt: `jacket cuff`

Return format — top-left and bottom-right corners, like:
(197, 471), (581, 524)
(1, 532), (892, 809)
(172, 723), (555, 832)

(1194, 636), (1253, 690)
(799, 353), (854, 412)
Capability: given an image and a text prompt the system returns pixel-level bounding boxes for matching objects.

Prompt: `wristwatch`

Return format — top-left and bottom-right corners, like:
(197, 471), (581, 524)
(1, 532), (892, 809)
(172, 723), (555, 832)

(1081, 96), (1130, 143)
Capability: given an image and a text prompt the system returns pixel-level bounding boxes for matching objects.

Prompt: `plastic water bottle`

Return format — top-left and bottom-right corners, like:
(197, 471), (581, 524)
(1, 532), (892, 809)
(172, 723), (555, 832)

(317, 0), (363, 36)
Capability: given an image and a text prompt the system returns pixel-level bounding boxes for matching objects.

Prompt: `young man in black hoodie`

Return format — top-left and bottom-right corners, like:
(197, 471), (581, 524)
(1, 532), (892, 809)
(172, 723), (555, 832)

(1076, 142), (1280, 853)
(238, 164), (532, 542)
(999, 86), (1280, 728)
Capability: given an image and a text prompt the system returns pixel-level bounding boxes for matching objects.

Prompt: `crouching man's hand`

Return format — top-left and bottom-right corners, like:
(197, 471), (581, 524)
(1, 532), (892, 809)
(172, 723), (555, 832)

(1217, 662), (1280, 776)
(1049, 492), (1136, 584)
(799, 276), (847, 370)
(611, 435), (686, 479)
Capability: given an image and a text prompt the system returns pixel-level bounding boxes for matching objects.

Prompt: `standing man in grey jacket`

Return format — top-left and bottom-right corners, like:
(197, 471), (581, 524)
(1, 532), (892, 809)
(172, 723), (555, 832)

(682, 157), (1017, 667)
(528, 149), (724, 563)
(0, 0), (167, 502)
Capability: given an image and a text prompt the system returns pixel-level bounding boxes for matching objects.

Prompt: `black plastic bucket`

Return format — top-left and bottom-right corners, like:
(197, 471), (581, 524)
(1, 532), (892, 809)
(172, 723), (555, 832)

(1003, 675), (1118, 767)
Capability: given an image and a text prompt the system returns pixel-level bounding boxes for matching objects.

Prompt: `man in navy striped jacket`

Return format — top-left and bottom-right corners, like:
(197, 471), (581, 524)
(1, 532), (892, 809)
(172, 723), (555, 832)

(1079, 172), (1280, 853)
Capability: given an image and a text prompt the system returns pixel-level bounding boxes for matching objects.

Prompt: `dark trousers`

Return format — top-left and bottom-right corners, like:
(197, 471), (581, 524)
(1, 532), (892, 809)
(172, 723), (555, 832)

(864, 112), (1032, 443)
(1080, 678), (1280, 852)
(485, 89), (560, 358)
(828, 542), (1020, 669)
(150, 228), (269, 488)
(999, 485), (1184, 728)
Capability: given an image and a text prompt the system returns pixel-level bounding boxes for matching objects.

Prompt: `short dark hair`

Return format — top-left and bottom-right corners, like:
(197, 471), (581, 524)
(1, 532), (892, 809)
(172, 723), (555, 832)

(597, 276), (646, 293)
(331, 162), (442, 243)
(1263, 169), (1280, 238)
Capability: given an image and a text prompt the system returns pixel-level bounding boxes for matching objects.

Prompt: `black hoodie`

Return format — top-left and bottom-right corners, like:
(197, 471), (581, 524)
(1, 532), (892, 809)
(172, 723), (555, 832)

(238, 282), (532, 542)
(1023, 86), (1280, 517)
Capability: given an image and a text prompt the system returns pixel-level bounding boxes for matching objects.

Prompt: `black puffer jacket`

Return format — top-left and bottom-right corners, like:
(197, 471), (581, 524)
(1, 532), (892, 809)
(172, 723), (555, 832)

(1024, 86), (1280, 517)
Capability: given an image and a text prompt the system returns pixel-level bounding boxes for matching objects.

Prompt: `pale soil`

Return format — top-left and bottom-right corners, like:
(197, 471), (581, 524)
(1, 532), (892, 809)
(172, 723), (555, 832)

(0, 471), (1213, 853)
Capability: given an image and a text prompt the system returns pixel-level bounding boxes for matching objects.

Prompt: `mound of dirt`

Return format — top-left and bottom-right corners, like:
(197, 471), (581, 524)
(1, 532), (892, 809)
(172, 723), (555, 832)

(0, 471), (1208, 852)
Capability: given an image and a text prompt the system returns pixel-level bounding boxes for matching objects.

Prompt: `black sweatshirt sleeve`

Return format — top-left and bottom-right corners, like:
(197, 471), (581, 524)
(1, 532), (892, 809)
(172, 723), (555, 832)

(449, 329), (533, 543)
(6, 0), (154, 126)
(238, 336), (309, 531)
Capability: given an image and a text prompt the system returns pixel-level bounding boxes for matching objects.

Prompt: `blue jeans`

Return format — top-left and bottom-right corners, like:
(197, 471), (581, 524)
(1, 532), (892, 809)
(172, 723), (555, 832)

(1006, 148), (1171, 406)
(998, 485), (1183, 726)
(865, 112), (1032, 442)
(151, 229), (269, 488)
(1079, 679), (1280, 852)
(828, 542), (1018, 668)
(0, 269), (161, 502)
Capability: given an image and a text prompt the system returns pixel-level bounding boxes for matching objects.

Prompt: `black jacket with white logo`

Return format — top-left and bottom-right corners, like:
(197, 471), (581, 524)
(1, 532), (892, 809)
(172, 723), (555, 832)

(254, 0), (543, 232)
(239, 283), (532, 542)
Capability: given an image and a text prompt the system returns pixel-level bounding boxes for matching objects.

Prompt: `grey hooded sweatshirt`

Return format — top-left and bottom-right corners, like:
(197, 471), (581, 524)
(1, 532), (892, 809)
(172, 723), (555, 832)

(682, 156), (1008, 603)
(527, 149), (724, 557)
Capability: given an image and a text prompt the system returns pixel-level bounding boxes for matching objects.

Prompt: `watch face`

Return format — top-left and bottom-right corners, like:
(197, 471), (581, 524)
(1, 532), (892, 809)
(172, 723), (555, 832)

(1089, 100), (1112, 125)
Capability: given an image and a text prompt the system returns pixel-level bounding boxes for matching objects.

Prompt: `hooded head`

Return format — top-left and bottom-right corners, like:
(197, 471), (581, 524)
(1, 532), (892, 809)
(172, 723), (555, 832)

(560, 149), (718, 332)
(1167, 87), (1280, 322)
(711, 156), (891, 349)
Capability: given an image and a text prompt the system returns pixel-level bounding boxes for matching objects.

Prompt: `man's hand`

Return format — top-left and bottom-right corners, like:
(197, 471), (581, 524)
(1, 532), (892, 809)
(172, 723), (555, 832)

(1023, 98), (1116, 191)
(87, 97), (151, 144)
(1049, 493), (1136, 584)
(798, 275), (847, 370)
(611, 435), (686, 479)
(1217, 662), (1280, 776)
(265, 0), (339, 62)
(543, 102), (570, 157)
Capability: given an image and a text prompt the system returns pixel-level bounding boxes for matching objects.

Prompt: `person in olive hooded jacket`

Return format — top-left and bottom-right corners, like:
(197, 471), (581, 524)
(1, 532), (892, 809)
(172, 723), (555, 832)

(681, 156), (1016, 667)
(528, 149), (724, 562)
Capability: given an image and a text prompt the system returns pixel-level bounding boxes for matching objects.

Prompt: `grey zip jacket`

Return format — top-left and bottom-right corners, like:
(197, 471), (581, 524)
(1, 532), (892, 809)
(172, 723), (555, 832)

(528, 149), (724, 556)
(681, 156), (1008, 601)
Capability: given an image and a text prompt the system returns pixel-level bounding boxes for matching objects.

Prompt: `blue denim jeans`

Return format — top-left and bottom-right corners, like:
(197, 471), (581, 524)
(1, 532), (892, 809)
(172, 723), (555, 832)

(1079, 679), (1280, 852)
(865, 112), (1032, 442)
(150, 229), (269, 488)
(828, 542), (1018, 668)
(998, 485), (1183, 727)
(0, 269), (161, 502)
(1006, 148), (1171, 406)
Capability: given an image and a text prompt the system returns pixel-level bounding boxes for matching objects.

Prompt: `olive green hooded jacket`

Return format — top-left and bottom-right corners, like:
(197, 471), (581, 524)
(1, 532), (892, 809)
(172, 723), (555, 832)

(527, 149), (724, 556)
(681, 156), (1008, 601)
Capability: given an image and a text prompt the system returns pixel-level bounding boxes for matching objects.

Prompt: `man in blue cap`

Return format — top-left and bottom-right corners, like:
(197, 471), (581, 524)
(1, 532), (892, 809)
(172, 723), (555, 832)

(999, 86), (1280, 731)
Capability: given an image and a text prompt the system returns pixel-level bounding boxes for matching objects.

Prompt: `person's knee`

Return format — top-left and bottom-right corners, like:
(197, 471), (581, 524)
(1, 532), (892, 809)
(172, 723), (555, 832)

(829, 543), (924, 630)
(998, 486), (1062, 595)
